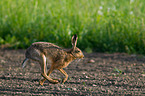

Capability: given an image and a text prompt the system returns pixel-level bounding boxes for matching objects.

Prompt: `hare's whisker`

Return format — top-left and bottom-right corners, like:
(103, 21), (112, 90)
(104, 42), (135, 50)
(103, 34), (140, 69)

(75, 59), (81, 68)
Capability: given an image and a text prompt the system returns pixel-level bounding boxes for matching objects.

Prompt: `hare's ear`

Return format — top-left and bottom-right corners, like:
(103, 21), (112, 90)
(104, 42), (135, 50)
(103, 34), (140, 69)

(71, 34), (78, 51)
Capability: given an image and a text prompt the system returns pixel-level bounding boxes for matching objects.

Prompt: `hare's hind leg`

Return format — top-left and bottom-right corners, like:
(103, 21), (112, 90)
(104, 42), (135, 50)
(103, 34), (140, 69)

(40, 67), (68, 85)
(39, 54), (59, 85)
(26, 48), (59, 84)
(39, 66), (60, 85)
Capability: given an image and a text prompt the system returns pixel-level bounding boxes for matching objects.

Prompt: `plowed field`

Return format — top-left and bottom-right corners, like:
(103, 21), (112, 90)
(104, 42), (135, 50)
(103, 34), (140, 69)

(0, 49), (145, 95)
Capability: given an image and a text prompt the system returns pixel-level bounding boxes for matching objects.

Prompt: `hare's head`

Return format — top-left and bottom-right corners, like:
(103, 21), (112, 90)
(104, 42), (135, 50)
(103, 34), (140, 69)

(69, 34), (84, 59)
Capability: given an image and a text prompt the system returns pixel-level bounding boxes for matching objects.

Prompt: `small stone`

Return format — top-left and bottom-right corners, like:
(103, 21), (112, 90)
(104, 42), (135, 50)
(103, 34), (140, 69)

(142, 74), (145, 77)
(1, 60), (6, 63)
(93, 84), (97, 86)
(85, 76), (89, 78)
(88, 59), (95, 63)
(72, 87), (77, 91)
(83, 72), (86, 74)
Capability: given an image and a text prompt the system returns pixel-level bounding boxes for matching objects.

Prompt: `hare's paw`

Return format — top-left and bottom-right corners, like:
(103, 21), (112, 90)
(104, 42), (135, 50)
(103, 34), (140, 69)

(49, 79), (60, 84)
(39, 78), (60, 85)
(41, 73), (60, 84)
(52, 78), (61, 82)
(49, 78), (61, 84)
(61, 78), (67, 84)
(39, 79), (45, 86)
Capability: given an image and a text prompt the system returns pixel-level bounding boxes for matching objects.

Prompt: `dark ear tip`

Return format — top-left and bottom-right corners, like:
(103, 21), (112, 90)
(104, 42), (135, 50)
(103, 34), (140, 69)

(74, 34), (77, 38)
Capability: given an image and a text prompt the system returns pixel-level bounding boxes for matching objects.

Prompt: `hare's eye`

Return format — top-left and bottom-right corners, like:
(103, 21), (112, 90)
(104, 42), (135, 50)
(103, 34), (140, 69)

(75, 50), (80, 53)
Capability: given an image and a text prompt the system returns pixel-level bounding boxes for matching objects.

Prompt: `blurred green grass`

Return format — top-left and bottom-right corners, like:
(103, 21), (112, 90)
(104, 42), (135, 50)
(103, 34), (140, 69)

(0, 0), (145, 54)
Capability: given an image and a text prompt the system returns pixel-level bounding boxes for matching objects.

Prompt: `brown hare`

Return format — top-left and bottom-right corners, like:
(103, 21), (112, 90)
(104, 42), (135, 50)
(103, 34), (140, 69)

(22, 34), (84, 85)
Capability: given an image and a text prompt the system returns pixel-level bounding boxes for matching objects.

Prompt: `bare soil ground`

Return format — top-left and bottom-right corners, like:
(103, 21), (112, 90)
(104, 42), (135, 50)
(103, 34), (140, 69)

(0, 49), (145, 95)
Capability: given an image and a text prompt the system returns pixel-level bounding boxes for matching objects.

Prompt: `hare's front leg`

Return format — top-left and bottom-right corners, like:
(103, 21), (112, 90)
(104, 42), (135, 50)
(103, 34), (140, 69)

(58, 69), (68, 83)
(39, 54), (59, 85)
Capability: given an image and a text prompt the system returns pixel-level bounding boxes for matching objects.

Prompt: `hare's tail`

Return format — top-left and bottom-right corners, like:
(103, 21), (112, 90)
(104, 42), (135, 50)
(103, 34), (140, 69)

(22, 58), (29, 68)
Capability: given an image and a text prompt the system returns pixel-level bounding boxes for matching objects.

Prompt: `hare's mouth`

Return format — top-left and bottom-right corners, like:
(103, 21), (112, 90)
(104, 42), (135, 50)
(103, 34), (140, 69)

(80, 54), (84, 58)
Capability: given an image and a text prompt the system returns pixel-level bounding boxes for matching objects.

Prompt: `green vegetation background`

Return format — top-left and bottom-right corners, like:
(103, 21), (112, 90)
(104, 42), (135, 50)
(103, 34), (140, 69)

(0, 0), (145, 54)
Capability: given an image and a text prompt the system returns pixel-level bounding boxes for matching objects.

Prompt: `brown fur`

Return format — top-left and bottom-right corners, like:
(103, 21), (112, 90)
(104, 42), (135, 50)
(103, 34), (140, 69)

(22, 34), (84, 85)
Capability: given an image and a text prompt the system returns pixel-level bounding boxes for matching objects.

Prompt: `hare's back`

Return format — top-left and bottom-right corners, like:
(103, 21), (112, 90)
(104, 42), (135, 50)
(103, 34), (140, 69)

(31, 42), (64, 55)
(32, 42), (57, 48)
(25, 42), (65, 61)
